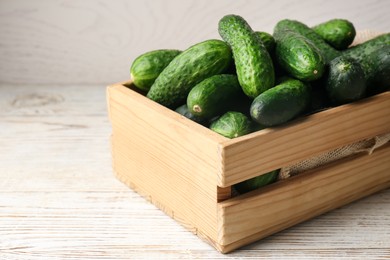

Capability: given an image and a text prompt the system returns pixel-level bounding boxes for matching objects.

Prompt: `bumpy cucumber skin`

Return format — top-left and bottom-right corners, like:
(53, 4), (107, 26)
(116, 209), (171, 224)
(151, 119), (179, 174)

(325, 56), (366, 105)
(210, 111), (253, 139)
(175, 104), (206, 125)
(342, 33), (390, 62)
(187, 74), (244, 120)
(274, 29), (325, 81)
(277, 76), (328, 113)
(274, 19), (340, 63)
(255, 31), (276, 53)
(361, 45), (390, 95)
(130, 49), (181, 91)
(255, 31), (287, 78)
(147, 39), (232, 108)
(341, 33), (390, 95)
(218, 14), (275, 98)
(234, 170), (279, 194)
(313, 19), (356, 50)
(250, 79), (311, 127)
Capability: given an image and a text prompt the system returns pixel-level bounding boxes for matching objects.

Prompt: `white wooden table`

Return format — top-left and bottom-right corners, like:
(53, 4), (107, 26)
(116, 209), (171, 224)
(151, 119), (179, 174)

(1, 84), (389, 259)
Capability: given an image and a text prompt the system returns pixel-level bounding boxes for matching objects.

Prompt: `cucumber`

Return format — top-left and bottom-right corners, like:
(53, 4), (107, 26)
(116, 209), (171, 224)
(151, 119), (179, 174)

(325, 56), (366, 105)
(254, 31), (281, 76)
(341, 33), (390, 95)
(274, 29), (325, 81)
(218, 14), (275, 98)
(147, 39), (232, 108)
(341, 33), (390, 62)
(234, 169), (279, 194)
(250, 79), (311, 127)
(362, 45), (390, 95)
(274, 19), (340, 63)
(277, 76), (325, 112)
(187, 74), (246, 120)
(175, 104), (206, 125)
(210, 111), (253, 139)
(255, 31), (276, 53)
(130, 49), (181, 91)
(313, 19), (356, 50)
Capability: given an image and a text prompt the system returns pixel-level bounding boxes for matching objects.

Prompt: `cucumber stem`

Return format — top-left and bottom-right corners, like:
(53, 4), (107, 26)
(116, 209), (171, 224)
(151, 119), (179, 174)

(193, 104), (202, 113)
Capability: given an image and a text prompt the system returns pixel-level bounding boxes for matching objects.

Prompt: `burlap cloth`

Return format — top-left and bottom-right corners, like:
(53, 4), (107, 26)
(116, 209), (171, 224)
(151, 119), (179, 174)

(279, 30), (389, 180)
(279, 133), (390, 179)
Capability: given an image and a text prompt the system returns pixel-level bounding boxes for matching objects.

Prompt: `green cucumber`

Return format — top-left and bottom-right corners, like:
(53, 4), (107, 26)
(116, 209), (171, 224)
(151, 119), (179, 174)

(277, 76), (328, 113)
(218, 14), (275, 98)
(255, 31), (276, 53)
(341, 33), (390, 95)
(210, 111), (253, 139)
(147, 39), (232, 108)
(234, 169), (279, 194)
(187, 74), (245, 120)
(341, 33), (390, 62)
(274, 29), (325, 81)
(130, 49), (181, 91)
(325, 56), (366, 105)
(313, 19), (356, 50)
(250, 79), (311, 127)
(255, 31), (285, 78)
(175, 104), (206, 125)
(361, 45), (390, 95)
(274, 19), (340, 63)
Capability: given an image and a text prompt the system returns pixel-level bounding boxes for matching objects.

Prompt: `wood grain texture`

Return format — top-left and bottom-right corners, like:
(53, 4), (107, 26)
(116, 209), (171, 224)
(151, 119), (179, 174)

(218, 145), (390, 251)
(108, 81), (390, 253)
(107, 83), (225, 243)
(220, 92), (390, 187)
(1, 0), (389, 85)
(1, 84), (390, 259)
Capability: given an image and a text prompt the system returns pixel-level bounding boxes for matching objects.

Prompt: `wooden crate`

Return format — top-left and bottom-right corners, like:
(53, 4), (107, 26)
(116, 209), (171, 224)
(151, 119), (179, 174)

(107, 81), (390, 253)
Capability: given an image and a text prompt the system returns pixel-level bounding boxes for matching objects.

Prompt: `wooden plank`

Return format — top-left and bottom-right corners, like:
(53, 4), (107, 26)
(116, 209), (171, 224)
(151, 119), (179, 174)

(0, 84), (117, 192)
(107, 83), (227, 145)
(111, 132), (219, 242)
(107, 84), (224, 242)
(217, 144), (390, 253)
(2, 189), (389, 259)
(220, 91), (390, 187)
(0, 84), (108, 117)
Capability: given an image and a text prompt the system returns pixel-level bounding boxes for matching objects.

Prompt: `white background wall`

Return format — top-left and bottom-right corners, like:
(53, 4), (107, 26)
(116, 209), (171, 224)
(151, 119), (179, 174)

(0, 0), (389, 86)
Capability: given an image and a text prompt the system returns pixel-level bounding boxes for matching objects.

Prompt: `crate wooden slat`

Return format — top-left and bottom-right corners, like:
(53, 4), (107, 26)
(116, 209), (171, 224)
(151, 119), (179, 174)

(219, 92), (390, 187)
(217, 144), (390, 252)
(107, 81), (390, 253)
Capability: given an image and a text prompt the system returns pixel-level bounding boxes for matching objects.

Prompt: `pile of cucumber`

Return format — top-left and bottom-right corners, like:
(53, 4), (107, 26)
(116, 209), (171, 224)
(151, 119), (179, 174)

(130, 15), (390, 194)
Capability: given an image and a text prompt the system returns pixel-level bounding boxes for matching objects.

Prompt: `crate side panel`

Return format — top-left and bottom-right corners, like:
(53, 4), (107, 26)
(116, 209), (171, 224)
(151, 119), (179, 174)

(218, 144), (390, 250)
(108, 84), (224, 186)
(111, 133), (219, 241)
(220, 92), (390, 187)
(108, 85), (222, 241)
(109, 83), (227, 145)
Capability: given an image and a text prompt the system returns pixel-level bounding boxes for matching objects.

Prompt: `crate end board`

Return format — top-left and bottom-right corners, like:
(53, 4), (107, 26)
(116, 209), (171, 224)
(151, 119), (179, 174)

(107, 83), (228, 242)
(112, 163), (225, 252)
(106, 82), (228, 144)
